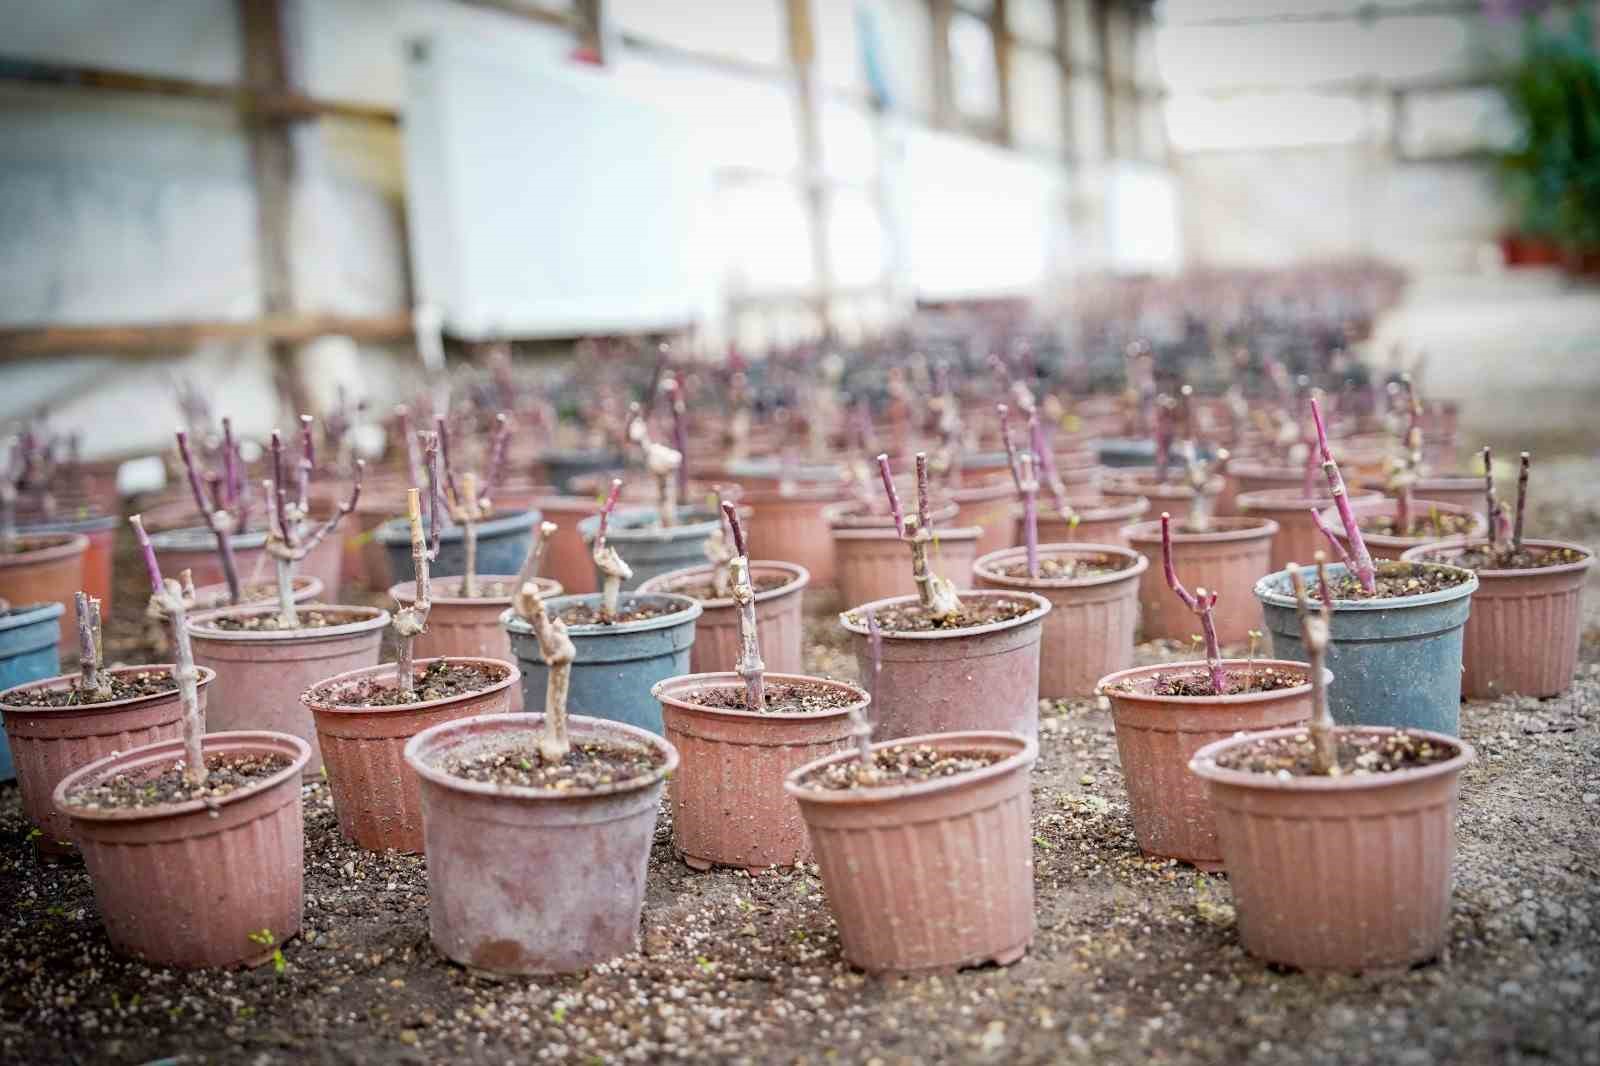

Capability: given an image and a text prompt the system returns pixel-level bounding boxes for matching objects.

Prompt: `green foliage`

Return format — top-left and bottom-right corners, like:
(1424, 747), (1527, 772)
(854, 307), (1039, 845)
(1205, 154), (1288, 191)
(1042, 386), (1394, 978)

(1499, 8), (1600, 245)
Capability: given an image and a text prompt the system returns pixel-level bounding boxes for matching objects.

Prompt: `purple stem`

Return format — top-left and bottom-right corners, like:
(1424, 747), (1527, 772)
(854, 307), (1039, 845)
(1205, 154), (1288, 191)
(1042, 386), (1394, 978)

(1308, 506), (1356, 572)
(1310, 397), (1376, 594)
(721, 500), (747, 558)
(485, 413), (511, 495)
(1483, 445), (1498, 551)
(668, 379), (689, 494)
(914, 452), (932, 533)
(435, 416), (461, 506)
(176, 429), (241, 603)
(1021, 453), (1038, 578)
(875, 453), (906, 539)
(596, 478), (622, 547)
(1513, 451), (1530, 552)
(1162, 512), (1225, 693)
(269, 430), (290, 539)
(129, 514), (165, 595)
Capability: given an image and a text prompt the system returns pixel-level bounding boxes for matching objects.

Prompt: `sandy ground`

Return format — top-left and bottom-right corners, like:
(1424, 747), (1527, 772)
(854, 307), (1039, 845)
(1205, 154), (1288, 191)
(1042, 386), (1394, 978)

(1, 458), (1597, 1066)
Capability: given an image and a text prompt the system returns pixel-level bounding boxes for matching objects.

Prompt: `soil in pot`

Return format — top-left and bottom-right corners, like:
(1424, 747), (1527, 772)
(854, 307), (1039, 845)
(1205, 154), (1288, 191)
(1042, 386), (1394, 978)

(1312, 561), (1472, 601)
(63, 749), (291, 809)
(556, 599), (685, 625)
(1213, 727), (1456, 775)
(1108, 664), (1305, 698)
(851, 596), (1035, 633)
(3, 669), (175, 707)
(677, 679), (859, 714)
(438, 735), (664, 790)
(798, 742), (1003, 789)
(986, 553), (1135, 580)
(204, 607), (374, 633)
(309, 659), (505, 706)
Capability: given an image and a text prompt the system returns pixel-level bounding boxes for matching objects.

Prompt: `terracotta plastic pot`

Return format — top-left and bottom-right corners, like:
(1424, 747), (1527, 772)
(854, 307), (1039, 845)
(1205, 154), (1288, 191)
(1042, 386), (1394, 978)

(724, 457), (845, 493)
(1122, 517), (1278, 646)
(505, 592), (701, 735)
(742, 485), (850, 586)
(973, 544), (1147, 699)
(1226, 461), (1310, 502)
(533, 495), (603, 595)
(0, 602), (63, 781)
(1402, 538), (1593, 699)
(52, 730), (310, 969)
(578, 507), (720, 592)
(0, 534), (88, 651)
(636, 561), (808, 675)
(1097, 660), (1316, 870)
(1255, 561), (1477, 736)
(1318, 497), (1485, 561)
(378, 509), (541, 585)
(188, 604), (390, 777)
(21, 513), (117, 614)
(1190, 726), (1474, 971)
(1236, 487), (1384, 573)
(950, 479), (1018, 558)
(821, 498), (960, 530)
(404, 712), (676, 974)
(839, 590), (1050, 740)
(831, 525), (983, 609)
(148, 525), (345, 599)
(1020, 495), (1149, 547)
(392, 574), (562, 709)
(352, 485), (411, 591)
(1358, 474), (1482, 514)
(1102, 474), (1224, 526)
(653, 672), (868, 871)
(191, 574), (323, 612)
(786, 731), (1038, 974)
(1, 664), (216, 857)
(304, 656), (518, 852)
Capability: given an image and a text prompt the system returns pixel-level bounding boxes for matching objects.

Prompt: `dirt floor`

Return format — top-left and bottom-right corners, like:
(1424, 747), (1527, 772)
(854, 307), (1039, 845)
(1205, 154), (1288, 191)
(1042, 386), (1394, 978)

(2, 457), (1598, 1066)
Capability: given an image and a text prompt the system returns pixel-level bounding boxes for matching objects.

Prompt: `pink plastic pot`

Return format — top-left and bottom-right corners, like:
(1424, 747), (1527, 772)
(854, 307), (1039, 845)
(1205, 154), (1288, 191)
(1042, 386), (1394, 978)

(1402, 538), (1593, 699)
(839, 590), (1050, 740)
(1190, 726), (1474, 971)
(636, 561), (808, 675)
(742, 485), (849, 587)
(389, 575), (561, 711)
(1, 665), (215, 857)
(533, 495), (603, 595)
(404, 712), (677, 975)
(653, 672), (868, 870)
(0, 533), (88, 651)
(188, 604), (389, 778)
(148, 524), (346, 599)
(786, 731), (1037, 974)
(304, 657), (518, 852)
(1020, 495), (1149, 547)
(1102, 473), (1224, 526)
(1236, 487), (1383, 573)
(973, 544), (1147, 700)
(950, 479), (1019, 559)
(1122, 517), (1277, 645)
(831, 526), (983, 609)
(1318, 497), (1485, 561)
(1098, 660), (1316, 870)
(52, 730), (310, 969)
(1358, 474), (1482, 514)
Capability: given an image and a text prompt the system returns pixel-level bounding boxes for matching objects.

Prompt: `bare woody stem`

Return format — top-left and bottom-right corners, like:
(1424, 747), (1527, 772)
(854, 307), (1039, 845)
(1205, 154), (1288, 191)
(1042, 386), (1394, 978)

(514, 580), (575, 763)
(1482, 445), (1498, 551)
(592, 478), (631, 622)
(876, 452), (961, 618)
(1161, 512), (1227, 695)
(391, 488), (433, 699)
(1513, 451), (1530, 553)
(515, 521), (559, 589)
(1289, 555), (1338, 775)
(1310, 396), (1377, 594)
(74, 591), (106, 695)
(130, 514), (206, 786)
(176, 429), (242, 605)
(730, 555), (766, 712)
(999, 406), (1039, 578)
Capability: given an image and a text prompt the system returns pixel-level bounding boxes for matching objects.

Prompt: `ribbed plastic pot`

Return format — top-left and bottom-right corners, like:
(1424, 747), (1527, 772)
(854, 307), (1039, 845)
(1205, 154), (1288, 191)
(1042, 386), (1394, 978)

(404, 712), (675, 974)
(1361, 475), (1482, 513)
(505, 592), (701, 735)
(1255, 561), (1477, 735)
(1102, 474), (1224, 525)
(653, 672), (868, 871)
(830, 526), (983, 608)
(21, 513), (117, 613)
(148, 524), (345, 597)
(839, 590), (1050, 740)
(950, 479), (1018, 558)
(0, 602), (63, 781)
(191, 574), (323, 611)
(1318, 497), (1485, 561)
(533, 495), (603, 595)
(578, 507), (719, 592)
(52, 730), (310, 969)
(821, 498), (960, 530)
(741, 486), (848, 587)
(2, 664), (215, 857)
(1402, 538), (1593, 699)
(973, 544), (1147, 699)
(637, 561), (808, 675)
(0, 534), (88, 652)
(304, 656), (518, 852)
(378, 509), (541, 584)
(1190, 726), (1474, 971)
(724, 457), (845, 493)
(1097, 660), (1316, 870)
(785, 731), (1038, 974)
(1123, 517), (1278, 645)
(389, 574), (561, 711)
(539, 448), (625, 493)
(188, 604), (390, 776)
(1226, 461), (1307, 501)
(1020, 495), (1150, 546)
(1236, 487), (1384, 573)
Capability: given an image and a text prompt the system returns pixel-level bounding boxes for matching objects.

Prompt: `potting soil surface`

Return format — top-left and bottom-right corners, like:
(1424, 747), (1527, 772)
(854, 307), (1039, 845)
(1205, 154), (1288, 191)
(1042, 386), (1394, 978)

(202, 609), (372, 632)
(991, 554), (1136, 580)
(439, 739), (664, 790)
(2, 669), (176, 707)
(1442, 544), (1589, 572)
(797, 744), (1006, 790)
(666, 573), (795, 601)
(846, 595), (1035, 632)
(1315, 560), (1474, 600)
(1114, 666), (1305, 698)
(62, 752), (292, 811)
(1211, 730), (1461, 777)
(558, 600), (685, 626)
(1358, 511), (1478, 538)
(680, 681), (860, 715)
(306, 661), (508, 707)
(4, 455), (1599, 1065)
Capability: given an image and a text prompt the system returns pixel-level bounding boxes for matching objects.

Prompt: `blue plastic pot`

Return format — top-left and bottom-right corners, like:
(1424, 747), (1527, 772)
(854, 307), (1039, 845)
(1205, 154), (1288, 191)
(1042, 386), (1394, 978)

(0, 602), (65, 780)
(378, 509), (541, 583)
(539, 449), (625, 494)
(504, 592), (701, 735)
(1254, 561), (1477, 736)
(578, 508), (720, 592)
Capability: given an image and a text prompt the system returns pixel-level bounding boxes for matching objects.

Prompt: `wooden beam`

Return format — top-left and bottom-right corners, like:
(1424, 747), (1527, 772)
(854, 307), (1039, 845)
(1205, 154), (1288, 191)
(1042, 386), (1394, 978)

(0, 313), (414, 362)
(992, 0), (1014, 146)
(454, 0), (578, 31)
(785, 0), (833, 336)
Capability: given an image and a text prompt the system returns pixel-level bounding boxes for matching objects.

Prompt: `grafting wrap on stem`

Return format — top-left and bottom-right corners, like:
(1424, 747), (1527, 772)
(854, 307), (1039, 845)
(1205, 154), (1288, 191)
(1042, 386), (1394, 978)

(875, 452), (962, 620)
(129, 514), (206, 787)
(1161, 512), (1227, 695)
(513, 579), (575, 764)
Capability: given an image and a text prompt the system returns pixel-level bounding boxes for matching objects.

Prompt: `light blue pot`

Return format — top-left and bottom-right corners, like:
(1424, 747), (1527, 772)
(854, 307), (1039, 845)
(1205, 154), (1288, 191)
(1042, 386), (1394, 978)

(540, 449), (625, 494)
(504, 592), (701, 735)
(0, 602), (66, 780)
(378, 509), (541, 583)
(577, 508), (720, 593)
(1254, 561), (1477, 736)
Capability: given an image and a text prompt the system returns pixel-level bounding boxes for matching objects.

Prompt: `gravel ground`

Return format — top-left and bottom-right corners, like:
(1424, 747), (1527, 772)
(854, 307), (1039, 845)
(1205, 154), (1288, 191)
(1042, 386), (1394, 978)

(2, 458), (1597, 1066)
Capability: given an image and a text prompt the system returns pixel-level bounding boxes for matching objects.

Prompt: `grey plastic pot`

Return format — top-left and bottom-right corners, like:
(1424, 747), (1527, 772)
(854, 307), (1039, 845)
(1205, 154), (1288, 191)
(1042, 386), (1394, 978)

(0, 602), (65, 781)
(377, 509), (541, 583)
(577, 507), (721, 592)
(539, 448), (625, 493)
(504, 592), (702, 735)
(1254, 561), (1478, 736)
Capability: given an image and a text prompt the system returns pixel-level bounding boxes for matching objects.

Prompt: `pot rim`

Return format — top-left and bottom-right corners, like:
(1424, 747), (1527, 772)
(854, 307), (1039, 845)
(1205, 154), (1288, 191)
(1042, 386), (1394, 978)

(830, 524), (984, 544)
(1358, 473), (1481, 491)
(1315, 497), (1483, 545)
(187, 603), (392, 642)
(19, 512), (119, 533)
(1096, 659), (1319, 706)
(1188, 724), (1475, 793)
(301, 655), (519, 713)
(635, 560), (810, 608)
(403, 711), (678, 799)
(148, 525), (271, 550)
(1254, 560), (1479, 612)
(1235, 486), (1383, 510)
(51, 729), (311, 823)
(0, 600), (64, 631)
(501, 592), (703, 636)
(1398, 537), (1595, 578)
(0, 532), (89, 564)
(576, 506), (721, 542)
(724, 457), (845, 481)
(652, 671), (869, 722)
(972, 543), (1148, 590)
(782, 729), (1037, 803)
(1, 664), (217, 714)
(1011, 495), (1150, 522)
(838, 589), (1052, 639)
(1103, 474), (1225, 498)
(192, 574), (323, 608)
(822, 499), (960, 529)
(1121, 516), (1280, 544)
(375, 508), (541, 546)
(389, 574), (563, 607)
